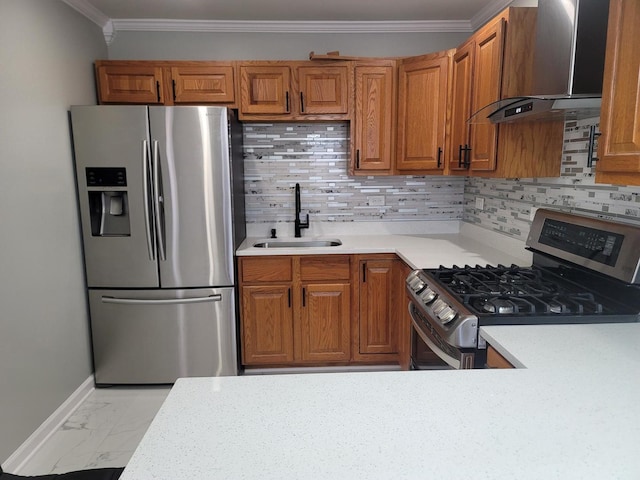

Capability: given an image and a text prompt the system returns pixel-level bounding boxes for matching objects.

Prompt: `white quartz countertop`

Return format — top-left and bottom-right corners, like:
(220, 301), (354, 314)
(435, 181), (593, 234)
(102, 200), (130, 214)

(236, 224), (532, 269)
(121, 322), (640, 480)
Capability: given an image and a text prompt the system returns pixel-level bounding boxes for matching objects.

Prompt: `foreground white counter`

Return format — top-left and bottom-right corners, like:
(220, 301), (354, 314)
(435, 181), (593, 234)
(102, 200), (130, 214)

(120, 323), (640, 480)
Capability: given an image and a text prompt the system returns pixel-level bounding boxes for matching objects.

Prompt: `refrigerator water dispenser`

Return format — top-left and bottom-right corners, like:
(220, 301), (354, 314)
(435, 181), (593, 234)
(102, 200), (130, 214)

(86, 167), (131, 237)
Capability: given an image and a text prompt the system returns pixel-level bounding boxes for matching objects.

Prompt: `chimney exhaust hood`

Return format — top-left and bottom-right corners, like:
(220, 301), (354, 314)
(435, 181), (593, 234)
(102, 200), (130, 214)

(471, 0), (610, 124)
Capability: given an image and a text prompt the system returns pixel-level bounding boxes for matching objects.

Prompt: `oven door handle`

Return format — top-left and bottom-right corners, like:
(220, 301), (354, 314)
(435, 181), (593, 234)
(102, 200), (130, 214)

(409, 303), (462, 369)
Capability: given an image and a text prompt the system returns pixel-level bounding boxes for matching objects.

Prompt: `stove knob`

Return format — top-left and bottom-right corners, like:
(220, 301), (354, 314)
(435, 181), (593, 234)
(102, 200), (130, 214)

(407, 276), (426, 293)
(437, 306), (457, 324)
(419, 286), (437, 304)
(431, 298), (447, 315)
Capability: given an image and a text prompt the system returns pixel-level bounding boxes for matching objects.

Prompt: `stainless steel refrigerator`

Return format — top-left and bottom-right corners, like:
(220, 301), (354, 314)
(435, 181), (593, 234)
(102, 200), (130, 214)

(70, 106), (245, 385)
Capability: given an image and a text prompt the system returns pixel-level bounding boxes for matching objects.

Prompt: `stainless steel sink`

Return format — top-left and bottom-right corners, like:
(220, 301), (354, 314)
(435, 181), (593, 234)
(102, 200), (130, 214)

(253, 238), (342, 248)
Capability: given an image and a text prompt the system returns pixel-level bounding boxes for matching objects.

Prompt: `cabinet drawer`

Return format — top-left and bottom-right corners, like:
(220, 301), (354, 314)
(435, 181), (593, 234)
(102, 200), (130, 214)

(300, 256), (350, 281)
(240, 257), (293, 282)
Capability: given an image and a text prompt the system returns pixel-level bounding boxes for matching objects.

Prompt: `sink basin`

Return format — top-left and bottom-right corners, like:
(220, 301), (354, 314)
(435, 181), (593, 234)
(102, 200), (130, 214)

(253, 238), (342, 248)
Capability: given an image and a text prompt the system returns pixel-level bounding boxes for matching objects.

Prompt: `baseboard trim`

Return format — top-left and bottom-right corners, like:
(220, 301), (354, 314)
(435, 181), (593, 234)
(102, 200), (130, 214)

(3, 375), (95, 474)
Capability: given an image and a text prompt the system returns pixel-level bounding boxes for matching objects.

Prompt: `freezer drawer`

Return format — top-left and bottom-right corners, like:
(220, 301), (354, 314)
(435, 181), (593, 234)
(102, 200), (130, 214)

(89, 287), (238, 385)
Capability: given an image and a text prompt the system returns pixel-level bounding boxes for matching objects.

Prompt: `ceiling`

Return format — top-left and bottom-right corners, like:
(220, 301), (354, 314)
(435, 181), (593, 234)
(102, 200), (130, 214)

(62, 0), (534, 44)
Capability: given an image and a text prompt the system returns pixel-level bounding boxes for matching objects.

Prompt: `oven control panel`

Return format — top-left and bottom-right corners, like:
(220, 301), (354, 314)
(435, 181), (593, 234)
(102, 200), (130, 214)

(539, 218), (623, 267)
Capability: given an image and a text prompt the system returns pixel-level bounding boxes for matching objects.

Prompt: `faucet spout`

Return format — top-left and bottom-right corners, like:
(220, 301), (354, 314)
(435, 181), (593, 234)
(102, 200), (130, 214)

(294, 183), (309, 237)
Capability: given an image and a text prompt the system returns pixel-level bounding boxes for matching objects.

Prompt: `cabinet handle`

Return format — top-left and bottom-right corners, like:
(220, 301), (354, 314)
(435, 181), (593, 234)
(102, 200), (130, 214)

(285, 91), (290, 113)
(288, 288), (291, 308)
(172, 79), (177, 101)
(437, 147), (443, 168)
(156, 81), (161, 103)
(587, 125), (601, 168)
(302, 287), (306, 307)
(356, 149), (360, 169)
(362, 263), (366, 283)
(462, 144), (471, 169)
(300, 92), (305, 112)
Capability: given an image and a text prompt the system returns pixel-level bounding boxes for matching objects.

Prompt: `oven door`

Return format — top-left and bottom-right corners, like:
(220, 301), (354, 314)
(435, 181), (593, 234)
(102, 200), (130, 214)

(409, 302), (479, 369)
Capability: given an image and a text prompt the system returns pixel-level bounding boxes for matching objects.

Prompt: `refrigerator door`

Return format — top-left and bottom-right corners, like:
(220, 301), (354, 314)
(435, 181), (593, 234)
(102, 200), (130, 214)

(89, 287), (238, 385)
(71, 106), (159, 288)
(149, 106), (235, 288)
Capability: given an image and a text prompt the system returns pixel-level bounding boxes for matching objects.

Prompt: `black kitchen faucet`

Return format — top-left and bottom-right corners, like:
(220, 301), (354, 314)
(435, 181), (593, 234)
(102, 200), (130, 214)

(294, 183), (309, 237)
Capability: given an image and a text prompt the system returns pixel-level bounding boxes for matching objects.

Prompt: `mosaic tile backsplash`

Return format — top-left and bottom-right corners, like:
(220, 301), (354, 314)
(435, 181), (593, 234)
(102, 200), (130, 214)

(243, 118), (640, 242)
(243, 123), (465, 226)
(464, 117), (640, 242)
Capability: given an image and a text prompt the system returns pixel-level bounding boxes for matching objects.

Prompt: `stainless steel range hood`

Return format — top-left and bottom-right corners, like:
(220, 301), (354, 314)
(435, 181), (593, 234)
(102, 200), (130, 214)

(471, 0), (610, 124)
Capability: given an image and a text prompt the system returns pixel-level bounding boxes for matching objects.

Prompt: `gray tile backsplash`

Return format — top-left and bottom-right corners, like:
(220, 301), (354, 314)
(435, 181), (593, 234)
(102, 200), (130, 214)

(464, 117), (640, 242)
(243, 123), (464, 226)
(243, 118), (640, 241)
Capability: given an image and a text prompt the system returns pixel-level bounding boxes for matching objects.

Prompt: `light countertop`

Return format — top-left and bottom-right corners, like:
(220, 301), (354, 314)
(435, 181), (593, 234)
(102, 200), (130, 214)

(237, 223), (533, 269)
(120, 322), (640, 480)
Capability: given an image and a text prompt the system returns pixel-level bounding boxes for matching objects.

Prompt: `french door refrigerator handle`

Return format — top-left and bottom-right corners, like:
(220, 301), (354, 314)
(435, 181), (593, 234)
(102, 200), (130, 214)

(101, 294), (223, 305)
(152, 140), (167, 261)
(142, 140), (156, 260)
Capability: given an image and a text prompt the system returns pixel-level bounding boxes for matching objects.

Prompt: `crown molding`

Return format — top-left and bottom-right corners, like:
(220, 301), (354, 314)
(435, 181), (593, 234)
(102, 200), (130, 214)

(110, 19), (473, 34)
(470, 0), (515, 30)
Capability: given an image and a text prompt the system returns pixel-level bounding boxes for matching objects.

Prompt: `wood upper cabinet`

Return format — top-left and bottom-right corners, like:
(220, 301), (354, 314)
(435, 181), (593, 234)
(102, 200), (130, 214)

(448, 43), (474, 172)
(596, 0), (640, 186)
(351, 61), (396, 174)
(170, 65), (235, 104)
(297, 65), (349, 114)
(396, 51), (451, 174)
(239, 65), (291, 115)
(95, 61), (236, 106)
(238, 61), (351, 121)
(447, 8), (563, 178)
(467, 18), (504, 173)
(96, 63), (165, 104)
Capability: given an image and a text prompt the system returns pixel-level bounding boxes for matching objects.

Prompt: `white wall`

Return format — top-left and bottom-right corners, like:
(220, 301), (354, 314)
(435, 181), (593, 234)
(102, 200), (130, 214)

(107, 31), (469, 60)
(0, 0), (107, 463)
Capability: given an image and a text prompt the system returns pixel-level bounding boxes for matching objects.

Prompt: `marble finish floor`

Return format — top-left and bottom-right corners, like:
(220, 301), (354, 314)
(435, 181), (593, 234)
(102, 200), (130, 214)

(19, 387), (170, 476)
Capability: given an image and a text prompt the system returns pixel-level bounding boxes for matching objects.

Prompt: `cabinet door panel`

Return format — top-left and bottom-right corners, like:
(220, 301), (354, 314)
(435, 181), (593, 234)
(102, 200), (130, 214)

(300, 283), (350, 362)
(241, 285), (293, 365)
(396, 55), (449, 173)
(359, 260), (397, 355)
(97, 65), (163, 104)
(353, 65), (394, 172)
(171, 66), (235, 104)
(448, 44), (474, 172)
(298, 66), (349, 114)
(240, 66), (290, 114)
(597, 0), (640, 184)
(468, 19), (504, 172)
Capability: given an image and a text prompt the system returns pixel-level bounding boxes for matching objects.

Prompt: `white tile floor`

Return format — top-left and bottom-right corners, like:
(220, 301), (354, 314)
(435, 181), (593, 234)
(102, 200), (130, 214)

(19, 387), (170, 476)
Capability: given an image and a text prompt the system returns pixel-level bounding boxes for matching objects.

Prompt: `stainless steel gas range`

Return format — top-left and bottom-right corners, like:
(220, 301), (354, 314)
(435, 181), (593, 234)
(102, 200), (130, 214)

(406, 209), (640, 369)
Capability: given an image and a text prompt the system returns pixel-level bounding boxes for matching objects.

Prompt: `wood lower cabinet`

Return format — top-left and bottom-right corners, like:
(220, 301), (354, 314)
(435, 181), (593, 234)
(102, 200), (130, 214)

(486, 345), (515, 369)
(300, 283), (350, 362)
(241, 285), (294, 365)
(396, 51), (451, 174)
(596, 0), (640, 186)
(239, 255), (352, 367)
(358, 258), (396, 355)
(95, 60), (236, 106)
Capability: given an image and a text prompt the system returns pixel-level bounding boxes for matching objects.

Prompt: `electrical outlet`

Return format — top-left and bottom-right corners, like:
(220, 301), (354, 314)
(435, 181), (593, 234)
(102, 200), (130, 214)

(368, 195), (385, 206)
(475, 197), (485, 210)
